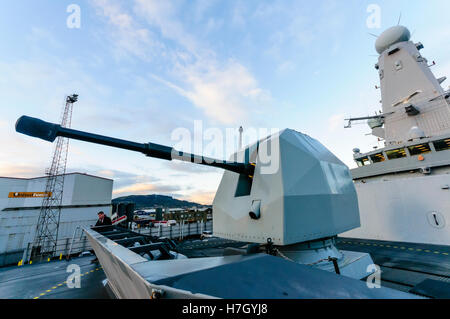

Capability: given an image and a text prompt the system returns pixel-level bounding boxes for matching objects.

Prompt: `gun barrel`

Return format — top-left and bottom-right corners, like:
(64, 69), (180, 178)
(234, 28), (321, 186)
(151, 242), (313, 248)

(15, 116), (254, 176)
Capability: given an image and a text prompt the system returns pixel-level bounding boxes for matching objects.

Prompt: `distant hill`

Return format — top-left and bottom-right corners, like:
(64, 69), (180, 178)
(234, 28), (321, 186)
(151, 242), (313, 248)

(112, 194), (209, 209)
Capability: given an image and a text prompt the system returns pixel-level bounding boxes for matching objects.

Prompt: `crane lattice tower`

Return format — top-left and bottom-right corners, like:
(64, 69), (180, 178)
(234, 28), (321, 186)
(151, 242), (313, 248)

(31, 94), (78, 259)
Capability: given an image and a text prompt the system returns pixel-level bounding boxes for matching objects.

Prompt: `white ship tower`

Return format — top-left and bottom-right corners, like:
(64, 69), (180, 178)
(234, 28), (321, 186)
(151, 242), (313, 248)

(342, 26), (450, 245)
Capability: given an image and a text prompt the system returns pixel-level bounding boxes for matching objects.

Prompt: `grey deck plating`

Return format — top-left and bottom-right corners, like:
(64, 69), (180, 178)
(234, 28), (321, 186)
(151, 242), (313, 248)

(1, 230), (446, 299)
(85, 226), (418, 299)
(0, 255), (108, 299)
(336, 237), (450, 298)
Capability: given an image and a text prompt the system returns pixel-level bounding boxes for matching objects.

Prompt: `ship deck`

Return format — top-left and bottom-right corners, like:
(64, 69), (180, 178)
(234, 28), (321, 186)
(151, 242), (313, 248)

(0, 255), (109, 299)
(336, 237), (450, 298)
(0, 237), (448, 299)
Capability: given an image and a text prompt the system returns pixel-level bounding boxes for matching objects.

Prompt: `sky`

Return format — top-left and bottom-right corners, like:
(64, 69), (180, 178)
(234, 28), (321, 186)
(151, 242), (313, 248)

(0, 0), (449, 204)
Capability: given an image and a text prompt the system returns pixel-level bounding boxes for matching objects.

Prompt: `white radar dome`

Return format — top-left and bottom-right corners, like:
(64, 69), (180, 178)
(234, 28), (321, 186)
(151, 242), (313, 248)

(375, 26), (411, 54)
(408, 126), (425, 140)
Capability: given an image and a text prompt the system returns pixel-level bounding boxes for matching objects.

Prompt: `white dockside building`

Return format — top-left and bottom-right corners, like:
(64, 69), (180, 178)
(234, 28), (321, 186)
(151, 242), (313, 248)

(0, 173), (113, 266)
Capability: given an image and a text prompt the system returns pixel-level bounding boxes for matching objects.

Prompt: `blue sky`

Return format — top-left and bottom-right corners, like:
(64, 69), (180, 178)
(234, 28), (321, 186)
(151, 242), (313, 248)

(1, 0), (449, 204)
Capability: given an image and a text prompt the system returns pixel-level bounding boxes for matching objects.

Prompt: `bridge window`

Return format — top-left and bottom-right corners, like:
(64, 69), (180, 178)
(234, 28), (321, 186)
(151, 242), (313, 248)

(386, 148), (407, 159)
(356, 156), (370, 167)
(370, 152), (385, 163)
(433, 139), (450, 152)
(408, 143), (431, 155)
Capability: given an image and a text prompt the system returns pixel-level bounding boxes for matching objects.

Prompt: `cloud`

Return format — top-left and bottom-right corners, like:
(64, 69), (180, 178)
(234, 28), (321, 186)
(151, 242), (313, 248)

(183, 190), (215, 205)
(328, 114), (345, 132)
(254, 2), (314, 55)
(230, 0), (246, 28)
(77, 166), (188, 198)
(0, 163), (44, 178)
(73, 168), (158, 187)
(28, 27), (63, 49)
(113, 182), (182, 196)
(434, 61), (450, 89)
(183, 61), (266, 121)
(91, 0), (269, 125)
(0, 117), (54, 178)
(152, 60), (267, 125)
(0, 55), (129, 182)
(166, 161), (216, 174)
(133, 0), (269, 124)
(133, 0), (200, 54)
(254, 1), (347, 64)
(90, 0), (164, 61)
(276, 61), (296, 75)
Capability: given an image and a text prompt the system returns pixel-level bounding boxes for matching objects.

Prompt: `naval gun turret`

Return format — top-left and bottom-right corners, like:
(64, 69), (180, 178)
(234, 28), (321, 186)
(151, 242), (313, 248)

(16, 115), (374, 279)
(346, 25), (450, 145)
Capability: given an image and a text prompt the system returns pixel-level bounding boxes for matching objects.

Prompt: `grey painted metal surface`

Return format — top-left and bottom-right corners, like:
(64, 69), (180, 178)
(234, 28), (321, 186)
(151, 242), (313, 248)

(336, 237), (450, 297)
(342, 170), (450, 245)
(349, 24), (449, 153)
(345, 25), (450, 246)
(84, 227), (419, 299)
(135, 220), (213, 240)
(376, 27), (449, 145)
(214, 129), (360, 246)
(0, 255), (108, 299)
(84, 227), (213, 299)
(375, 25), (411, 54)
(352, 145), (450, 179)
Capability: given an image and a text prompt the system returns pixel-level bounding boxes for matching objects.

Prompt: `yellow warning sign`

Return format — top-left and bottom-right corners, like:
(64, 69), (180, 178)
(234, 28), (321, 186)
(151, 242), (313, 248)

(8, 192), (52, 198)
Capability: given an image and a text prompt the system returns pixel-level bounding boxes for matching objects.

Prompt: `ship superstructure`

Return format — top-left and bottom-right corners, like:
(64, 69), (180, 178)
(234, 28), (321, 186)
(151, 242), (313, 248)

(342, 26), (450, 245)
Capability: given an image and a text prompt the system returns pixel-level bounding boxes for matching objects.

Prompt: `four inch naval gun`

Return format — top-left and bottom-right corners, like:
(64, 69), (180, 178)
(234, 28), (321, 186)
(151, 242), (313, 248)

(15, 116), (254, 176)
(16, 115), (373, 279)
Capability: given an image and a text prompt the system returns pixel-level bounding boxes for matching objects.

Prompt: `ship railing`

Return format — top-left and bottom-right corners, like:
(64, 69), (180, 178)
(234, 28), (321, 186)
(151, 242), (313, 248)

(134, 219), (213, 241)
(16, 220), (213, 265)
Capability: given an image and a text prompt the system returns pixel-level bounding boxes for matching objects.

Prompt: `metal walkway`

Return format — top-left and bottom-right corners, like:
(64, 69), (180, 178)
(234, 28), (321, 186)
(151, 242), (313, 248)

(177, 238), (248, 258)
(336, 237), (450, 298)
(0, 255), (108, 299)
